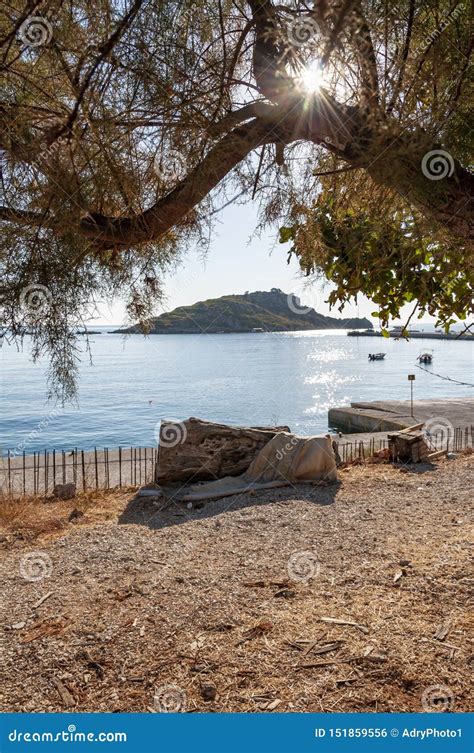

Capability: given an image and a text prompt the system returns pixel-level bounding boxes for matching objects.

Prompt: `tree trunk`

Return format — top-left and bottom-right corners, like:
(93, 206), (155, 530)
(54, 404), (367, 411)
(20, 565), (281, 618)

(155, 416), (290, 484)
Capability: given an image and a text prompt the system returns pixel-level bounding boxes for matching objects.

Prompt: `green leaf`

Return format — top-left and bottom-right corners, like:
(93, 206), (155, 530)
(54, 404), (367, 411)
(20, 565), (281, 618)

(278, 226), (294, 244)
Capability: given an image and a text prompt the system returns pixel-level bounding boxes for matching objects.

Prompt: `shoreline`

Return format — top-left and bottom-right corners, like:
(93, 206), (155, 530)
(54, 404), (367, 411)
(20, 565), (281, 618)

(110, 326), (374, 335)
(3, 397), (474, 496)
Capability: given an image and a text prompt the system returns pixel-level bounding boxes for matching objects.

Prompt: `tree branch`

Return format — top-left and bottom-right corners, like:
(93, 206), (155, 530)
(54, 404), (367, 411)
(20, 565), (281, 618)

(79, 116), (280, 245)
(52, 0), (144, 144)
(387, 0), (415, 114)
(350, 3), (379, 108)
(0, 206), (54, 227)
(79, 94), (362, 247)
(207, 101), (279, 137)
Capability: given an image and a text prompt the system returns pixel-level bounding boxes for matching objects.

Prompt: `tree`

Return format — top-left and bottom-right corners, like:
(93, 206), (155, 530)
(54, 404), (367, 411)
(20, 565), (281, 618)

(1, 0), (473, 397)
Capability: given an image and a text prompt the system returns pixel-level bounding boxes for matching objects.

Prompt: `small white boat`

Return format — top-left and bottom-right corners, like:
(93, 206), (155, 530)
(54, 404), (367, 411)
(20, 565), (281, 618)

(417, 349), (433, 364)
(368, 352), (386, 361)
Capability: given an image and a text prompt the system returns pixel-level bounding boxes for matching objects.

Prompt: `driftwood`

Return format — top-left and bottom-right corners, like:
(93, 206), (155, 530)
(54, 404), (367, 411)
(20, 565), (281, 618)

(155, 417), (290, 484)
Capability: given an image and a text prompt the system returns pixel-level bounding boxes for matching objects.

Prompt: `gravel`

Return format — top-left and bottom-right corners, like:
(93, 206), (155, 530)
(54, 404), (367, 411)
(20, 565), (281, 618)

(0, 454), (472, 713)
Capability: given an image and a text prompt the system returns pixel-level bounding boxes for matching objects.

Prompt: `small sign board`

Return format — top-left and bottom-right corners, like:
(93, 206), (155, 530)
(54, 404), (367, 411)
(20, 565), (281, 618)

(408, 374), (416, 381)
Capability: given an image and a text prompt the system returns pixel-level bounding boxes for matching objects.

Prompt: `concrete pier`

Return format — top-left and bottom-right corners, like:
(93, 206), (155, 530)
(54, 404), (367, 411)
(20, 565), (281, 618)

(329, 398), (474, 434)
(347, 331), (474, 341)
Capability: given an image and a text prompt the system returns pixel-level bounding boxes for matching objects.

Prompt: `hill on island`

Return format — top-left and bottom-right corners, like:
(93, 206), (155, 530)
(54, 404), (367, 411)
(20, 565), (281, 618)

(115, 289), (373, 334)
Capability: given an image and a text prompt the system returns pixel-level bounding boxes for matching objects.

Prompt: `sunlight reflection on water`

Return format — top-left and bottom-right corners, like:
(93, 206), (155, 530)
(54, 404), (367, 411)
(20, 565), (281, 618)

(304, 370), (357, 386)
(1, 329), (472, 450)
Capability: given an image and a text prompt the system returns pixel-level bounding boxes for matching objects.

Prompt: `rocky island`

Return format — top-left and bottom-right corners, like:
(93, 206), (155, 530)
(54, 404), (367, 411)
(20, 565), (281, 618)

(114, 289), (372, 334)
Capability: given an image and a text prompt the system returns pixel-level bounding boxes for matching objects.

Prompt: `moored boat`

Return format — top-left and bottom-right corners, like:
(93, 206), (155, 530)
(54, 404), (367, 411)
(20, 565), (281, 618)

(417, 350), (433, 364)
(368, 352), (386, 361)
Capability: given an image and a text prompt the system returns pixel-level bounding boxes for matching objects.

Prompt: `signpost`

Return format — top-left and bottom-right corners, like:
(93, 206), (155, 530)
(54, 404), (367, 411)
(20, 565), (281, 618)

(408, 374), (415, 417)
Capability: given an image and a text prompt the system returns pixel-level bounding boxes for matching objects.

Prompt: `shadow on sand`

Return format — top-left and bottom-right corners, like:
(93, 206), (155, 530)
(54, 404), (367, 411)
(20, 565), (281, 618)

(396, 461), (439, 475)
(118, 481), (341, 531)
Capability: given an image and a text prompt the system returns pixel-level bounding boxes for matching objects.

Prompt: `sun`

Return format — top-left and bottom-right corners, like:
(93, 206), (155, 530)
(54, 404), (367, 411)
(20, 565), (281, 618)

(299, 60), (326, 94)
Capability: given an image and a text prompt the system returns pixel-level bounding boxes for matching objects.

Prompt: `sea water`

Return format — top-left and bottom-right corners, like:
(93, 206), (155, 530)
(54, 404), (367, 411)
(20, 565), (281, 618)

(1, 329), (473, 451)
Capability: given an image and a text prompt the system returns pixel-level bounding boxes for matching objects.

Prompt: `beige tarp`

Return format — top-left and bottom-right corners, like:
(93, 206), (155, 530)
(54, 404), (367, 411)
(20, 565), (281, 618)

(181, 432), (337, 501)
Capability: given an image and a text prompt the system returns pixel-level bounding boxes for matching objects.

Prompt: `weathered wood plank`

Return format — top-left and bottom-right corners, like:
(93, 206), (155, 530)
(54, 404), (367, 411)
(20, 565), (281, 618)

(155, 417), (290, 483)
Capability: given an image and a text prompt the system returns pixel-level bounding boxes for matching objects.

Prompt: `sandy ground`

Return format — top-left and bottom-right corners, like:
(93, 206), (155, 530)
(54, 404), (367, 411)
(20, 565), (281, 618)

(0, 454), (472, 713)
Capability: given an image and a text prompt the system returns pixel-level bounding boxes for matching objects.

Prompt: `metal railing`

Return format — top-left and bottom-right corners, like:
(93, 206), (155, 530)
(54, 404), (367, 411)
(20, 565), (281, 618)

(1, 447), (157, 497)
(336, 426), (474, 463)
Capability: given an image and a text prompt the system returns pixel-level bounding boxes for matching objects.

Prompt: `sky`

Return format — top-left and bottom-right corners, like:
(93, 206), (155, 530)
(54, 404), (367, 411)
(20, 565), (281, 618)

(93, 199), (454, 329)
